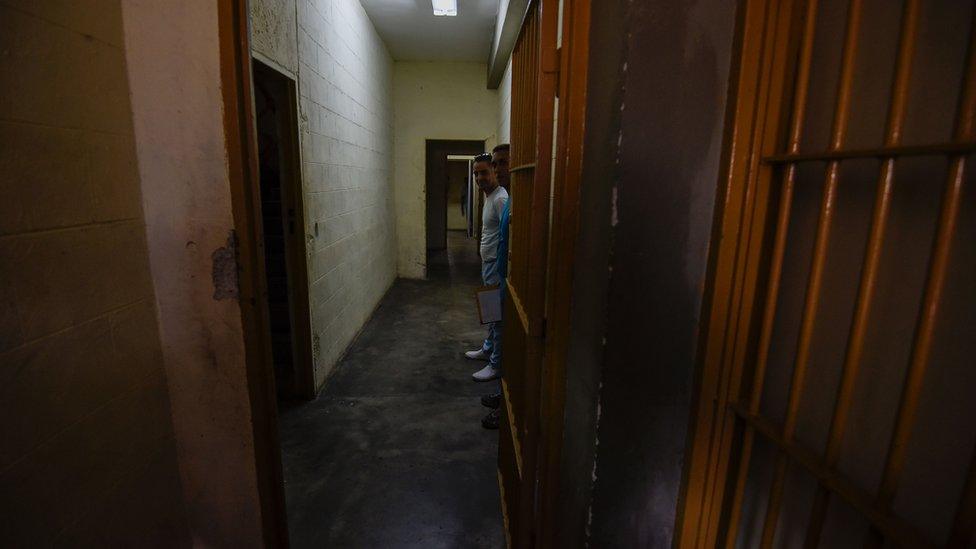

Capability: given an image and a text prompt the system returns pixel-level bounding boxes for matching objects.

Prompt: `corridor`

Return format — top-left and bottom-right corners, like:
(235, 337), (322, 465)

(278, 232), (504, 547)
(6, 0), (976, 546)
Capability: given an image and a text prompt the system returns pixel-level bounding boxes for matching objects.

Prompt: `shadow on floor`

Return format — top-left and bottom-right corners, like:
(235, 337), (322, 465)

(278, 232), (503, 548)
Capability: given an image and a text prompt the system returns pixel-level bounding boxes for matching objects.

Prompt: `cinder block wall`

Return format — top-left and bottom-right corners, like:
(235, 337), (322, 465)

(393, 61), (498, 279)
(251, 0), (397, 388)
(0, 3), (188, 545)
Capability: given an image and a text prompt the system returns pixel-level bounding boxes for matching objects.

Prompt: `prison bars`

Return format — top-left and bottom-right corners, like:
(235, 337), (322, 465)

(725, 0), (976, 547)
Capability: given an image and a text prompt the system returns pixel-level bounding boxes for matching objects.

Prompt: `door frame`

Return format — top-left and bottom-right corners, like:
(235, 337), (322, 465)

(446, 154), (479, 237)
(447, 154), (478, 238)
(252, 57), (317, 401)
(217, 0), (290, 545)
(424, 139), (486, 265)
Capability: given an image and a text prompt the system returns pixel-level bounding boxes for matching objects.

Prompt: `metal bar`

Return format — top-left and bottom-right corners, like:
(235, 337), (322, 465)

(507, 282), (539, 336)
(497, 469), (514, 548)
(510, 163), (537, 173)
(872, 2), (976, 520)
(729, 403), (937, 549)
(803, 2), (920, 547)
(501, 379), (524, 479)
(948, 442), (976, 548)
(759, 1), (864, 546)
(723, 1), (821, 545)
(682, 0), (795, 545)
(762, 142), (976, 163)
(536, 1), (593, 543)
(509, 3), (556, 544)
(512, 13), (529, 291)
(725, 122), (799, 549)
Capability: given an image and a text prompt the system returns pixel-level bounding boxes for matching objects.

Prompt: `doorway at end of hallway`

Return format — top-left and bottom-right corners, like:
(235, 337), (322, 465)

(425, 139), (486, 274)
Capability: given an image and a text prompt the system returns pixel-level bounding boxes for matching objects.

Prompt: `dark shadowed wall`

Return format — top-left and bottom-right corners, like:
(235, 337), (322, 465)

(0, 1), (189, 545)
(557, 0), (739, 546)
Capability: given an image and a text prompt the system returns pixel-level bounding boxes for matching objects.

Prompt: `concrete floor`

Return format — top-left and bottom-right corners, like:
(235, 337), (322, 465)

(278, 231), (504, 548)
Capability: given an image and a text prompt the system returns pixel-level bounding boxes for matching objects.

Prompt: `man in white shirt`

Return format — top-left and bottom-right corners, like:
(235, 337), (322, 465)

(465, 152), (509, 382)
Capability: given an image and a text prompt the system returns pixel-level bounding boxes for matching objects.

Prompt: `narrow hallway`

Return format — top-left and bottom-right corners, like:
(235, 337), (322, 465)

(11, 0), (976, 546)
(278, 232), (504, 548)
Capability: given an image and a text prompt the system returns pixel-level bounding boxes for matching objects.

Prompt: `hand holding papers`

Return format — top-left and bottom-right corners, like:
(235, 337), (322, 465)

(476, 285), (502, 324)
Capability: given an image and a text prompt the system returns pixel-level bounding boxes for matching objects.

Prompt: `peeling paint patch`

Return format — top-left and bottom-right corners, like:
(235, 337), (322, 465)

(211, 231), (239, 301)
(585, 379), (606, 547)
(611, 187), (619, 227)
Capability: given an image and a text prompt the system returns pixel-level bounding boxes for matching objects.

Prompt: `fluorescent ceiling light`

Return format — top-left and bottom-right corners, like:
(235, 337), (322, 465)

(432, 0), (457, 16)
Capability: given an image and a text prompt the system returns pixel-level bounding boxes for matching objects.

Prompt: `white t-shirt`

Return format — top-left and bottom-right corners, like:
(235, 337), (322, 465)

(480, 186), (509, 262)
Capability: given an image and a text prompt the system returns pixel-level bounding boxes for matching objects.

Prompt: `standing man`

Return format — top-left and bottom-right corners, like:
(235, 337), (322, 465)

(479, 144), (510, 429)
(465, 152), (508, 382)
(491, 143), (510, 191)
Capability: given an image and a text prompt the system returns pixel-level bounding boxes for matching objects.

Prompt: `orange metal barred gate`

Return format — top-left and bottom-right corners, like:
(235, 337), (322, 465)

(679, 0), (976, 547)
(499, 0), (591, 546)
(499, 1), (554, 546)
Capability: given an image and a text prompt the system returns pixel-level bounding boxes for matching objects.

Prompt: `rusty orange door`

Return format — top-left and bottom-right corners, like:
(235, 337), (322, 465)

(497, 1), (557, 545)
(498, 0), (592, 546)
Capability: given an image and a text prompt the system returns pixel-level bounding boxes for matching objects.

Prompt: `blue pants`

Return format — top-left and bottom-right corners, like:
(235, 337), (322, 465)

(481, 259), (503, 370)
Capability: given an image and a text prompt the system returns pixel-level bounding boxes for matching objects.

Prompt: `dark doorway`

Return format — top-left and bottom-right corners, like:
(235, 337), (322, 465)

(253, 59), (315, 401)
(425, 139), (485, 259)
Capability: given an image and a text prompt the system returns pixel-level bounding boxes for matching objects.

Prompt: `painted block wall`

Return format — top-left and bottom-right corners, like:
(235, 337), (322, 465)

(393, 62), (499, 279)
(497, 60), (512, 144)
(0, 2), (188, 545)
(122, 0), (272, 544)
(251, 0), (397, 388)
(251, 0), (300, 75)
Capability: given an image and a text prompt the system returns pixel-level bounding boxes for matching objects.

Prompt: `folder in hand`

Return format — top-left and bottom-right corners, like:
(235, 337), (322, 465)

(476, 285), (502, 324)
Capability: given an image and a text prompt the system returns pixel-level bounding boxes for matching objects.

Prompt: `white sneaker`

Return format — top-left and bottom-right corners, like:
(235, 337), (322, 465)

(472, 364), (502, 382)
(465, 348), (490, 361)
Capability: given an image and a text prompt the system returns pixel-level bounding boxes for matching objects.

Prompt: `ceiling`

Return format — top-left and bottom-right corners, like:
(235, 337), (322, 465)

(360, 0), (499, 62)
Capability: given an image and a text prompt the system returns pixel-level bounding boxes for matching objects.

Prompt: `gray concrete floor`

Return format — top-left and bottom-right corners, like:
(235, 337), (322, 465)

(278, 231), (504, 548)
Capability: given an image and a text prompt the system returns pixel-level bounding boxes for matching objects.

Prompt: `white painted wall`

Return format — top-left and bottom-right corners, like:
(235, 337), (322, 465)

(497, 59), (512, 144)
(492, 0), (512, 60)
(250, 0), (397, 387)
(250, 0), (299, 75)
(393, 62), (498, 278)
(123, 1), (270, 544)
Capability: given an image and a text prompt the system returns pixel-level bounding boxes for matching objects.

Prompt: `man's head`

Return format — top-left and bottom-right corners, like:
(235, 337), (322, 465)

(473, 153), (496, 195)
(492, 144), (510, 190)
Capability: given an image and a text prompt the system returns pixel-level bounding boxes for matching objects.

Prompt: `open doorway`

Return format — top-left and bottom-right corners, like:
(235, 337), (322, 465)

(425, 139), (486, 269)
(252, 59), (315, 401)
(446, 154), (480, 238)
(446, 159), (469, 234)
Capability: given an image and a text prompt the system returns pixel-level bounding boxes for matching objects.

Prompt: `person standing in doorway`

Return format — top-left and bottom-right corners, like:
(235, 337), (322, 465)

(465, 152), (508, 383)
(479, 144), (510, 429)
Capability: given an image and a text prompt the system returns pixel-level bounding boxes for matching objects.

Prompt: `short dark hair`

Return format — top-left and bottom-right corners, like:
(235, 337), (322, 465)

(474, 152), (493, 164)
(492, 143), (510, 153)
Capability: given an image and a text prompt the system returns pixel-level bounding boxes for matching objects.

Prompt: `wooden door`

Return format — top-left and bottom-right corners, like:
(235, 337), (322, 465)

(679, 1), (976, 547)
(498, 0), (592, 546)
